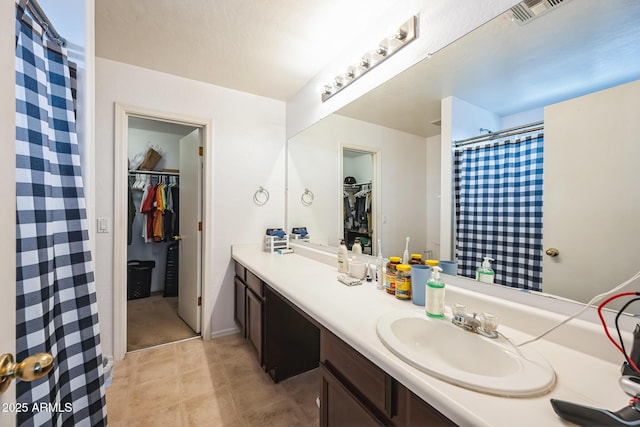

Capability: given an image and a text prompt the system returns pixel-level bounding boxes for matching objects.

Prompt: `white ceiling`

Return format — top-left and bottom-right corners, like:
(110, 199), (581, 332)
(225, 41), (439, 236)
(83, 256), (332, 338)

(95, 0), (395, 101)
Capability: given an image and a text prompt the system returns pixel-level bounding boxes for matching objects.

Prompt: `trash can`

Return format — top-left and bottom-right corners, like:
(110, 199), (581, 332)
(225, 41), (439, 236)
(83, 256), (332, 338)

(127, 260), (155, 300)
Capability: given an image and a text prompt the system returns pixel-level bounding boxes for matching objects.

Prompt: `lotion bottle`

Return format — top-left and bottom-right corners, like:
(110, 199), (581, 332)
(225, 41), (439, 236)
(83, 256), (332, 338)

(475, 257), (495, 284)
(338, 239), (350, 273)
(426, 266), (445, 318)
(352, 237), (363, 255)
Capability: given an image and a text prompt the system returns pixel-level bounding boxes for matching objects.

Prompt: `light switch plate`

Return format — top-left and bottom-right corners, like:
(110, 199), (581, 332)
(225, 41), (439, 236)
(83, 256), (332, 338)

(97, 217), (110, 233)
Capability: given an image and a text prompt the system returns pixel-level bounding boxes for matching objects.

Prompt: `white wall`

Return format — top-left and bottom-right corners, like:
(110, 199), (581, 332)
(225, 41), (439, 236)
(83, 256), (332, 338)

(288, 114), (427, 257)
(425, 135), (441, 259)
(286, 0), (520, 139)
(343, 152), (373, 184)
(128, 128), (185, 171)
(96, 58), (286, 353)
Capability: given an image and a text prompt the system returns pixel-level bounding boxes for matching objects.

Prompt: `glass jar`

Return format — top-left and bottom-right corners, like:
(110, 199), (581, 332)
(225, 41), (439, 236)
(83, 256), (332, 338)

(425, 259), (439, 268)
(385, 256), (401, 295)
(409, 253), (423, 265)
(395, 264), (411, 300)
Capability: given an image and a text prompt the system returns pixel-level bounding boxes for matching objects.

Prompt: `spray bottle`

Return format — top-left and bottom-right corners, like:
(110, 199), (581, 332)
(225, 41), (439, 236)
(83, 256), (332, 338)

(426, 266), (445, 318)
(476, 257), (495, 284)
(376, 239), (385, 290)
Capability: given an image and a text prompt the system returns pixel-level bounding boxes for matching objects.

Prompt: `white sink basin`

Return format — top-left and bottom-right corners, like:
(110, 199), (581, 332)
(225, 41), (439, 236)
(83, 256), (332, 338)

(376, 311), (556, 397)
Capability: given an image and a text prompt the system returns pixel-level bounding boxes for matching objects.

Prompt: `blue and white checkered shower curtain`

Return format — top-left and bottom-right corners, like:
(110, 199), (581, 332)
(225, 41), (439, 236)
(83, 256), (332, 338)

(454, 134), (544, 291)
(15, 2), (106, 426)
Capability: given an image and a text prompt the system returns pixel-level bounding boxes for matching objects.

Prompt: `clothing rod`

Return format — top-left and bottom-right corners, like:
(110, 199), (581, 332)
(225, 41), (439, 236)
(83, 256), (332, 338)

(25, 0), (66, 47)
(128, 170), (180, 176)
(454, 120), (544, 146)
(454, 126), (544, 148)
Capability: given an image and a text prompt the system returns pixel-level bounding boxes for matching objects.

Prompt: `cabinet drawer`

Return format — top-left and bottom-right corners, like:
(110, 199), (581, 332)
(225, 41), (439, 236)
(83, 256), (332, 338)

(246, 270), (263, 297)
(321, 329), (389, 416)
(234, 261), (245, 281)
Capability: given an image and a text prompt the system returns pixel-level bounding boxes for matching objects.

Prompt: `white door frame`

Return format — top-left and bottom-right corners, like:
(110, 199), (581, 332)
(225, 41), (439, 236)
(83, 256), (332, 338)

(113, 103), (213, 361)
(340, 143), (381, 254)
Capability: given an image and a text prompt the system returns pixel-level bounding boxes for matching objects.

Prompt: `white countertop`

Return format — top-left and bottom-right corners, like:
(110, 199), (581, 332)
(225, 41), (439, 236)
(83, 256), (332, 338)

(232, 244), (629, 427)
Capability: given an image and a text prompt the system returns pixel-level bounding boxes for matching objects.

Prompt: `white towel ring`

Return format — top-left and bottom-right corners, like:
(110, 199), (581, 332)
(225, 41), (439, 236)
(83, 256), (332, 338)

(301, 188), (314, 206)
(254, 187), (270, 205)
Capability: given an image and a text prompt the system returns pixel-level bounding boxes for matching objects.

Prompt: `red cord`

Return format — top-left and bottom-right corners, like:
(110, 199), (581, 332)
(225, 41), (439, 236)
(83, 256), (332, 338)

(597, 292), (640, 373)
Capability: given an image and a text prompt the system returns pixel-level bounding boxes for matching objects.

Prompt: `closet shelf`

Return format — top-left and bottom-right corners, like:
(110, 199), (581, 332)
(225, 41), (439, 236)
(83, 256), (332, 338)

(128, 170), (180, 176)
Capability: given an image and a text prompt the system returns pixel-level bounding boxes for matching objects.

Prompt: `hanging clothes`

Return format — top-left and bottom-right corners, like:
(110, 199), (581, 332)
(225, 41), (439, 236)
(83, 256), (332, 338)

(140, 182), (156, 243)
(153, 183), (166, 241)
(127, 181), (136, 245)
(15, 2), (107, 425)
(163, 182), (174, 241)
(171, 185), (180, 237)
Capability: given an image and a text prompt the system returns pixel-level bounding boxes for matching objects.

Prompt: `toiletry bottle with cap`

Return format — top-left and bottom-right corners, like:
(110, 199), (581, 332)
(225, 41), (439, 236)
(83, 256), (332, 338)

(352, 237), (363, 255)
(426, 266), (445, 318)
(402, 237), (410, 264)
(376, 239), (385, 290)
(475, 257), (495, 284)
(338, 239), (350, 273)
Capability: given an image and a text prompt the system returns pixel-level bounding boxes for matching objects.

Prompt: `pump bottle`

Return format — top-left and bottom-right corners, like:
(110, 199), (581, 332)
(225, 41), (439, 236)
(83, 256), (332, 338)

(338, 239), (350, 273)
(476, 257), (495, 284)
(426, 266), (445, 318)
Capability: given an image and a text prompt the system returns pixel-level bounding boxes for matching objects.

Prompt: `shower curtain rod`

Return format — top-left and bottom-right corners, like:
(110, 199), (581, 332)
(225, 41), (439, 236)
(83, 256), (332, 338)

(454, 120), (544, 147)
(24, 0), (66, 47)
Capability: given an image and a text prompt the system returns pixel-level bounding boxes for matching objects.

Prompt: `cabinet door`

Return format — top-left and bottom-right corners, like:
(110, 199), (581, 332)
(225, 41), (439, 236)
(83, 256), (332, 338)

(320, 362), (383, 427)
(246, 288), (263, 364)
(264, 286), (320, 382)
(396, 383), (456, 427)
(233, 277), (246, 336)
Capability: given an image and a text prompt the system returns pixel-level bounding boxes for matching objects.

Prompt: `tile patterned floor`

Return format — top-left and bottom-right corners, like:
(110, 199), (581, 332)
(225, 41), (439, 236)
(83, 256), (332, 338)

(105, 333), (320, 426)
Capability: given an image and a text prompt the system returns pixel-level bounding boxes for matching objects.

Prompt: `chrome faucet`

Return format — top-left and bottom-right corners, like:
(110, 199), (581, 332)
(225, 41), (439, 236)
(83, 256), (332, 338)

(452, 312), (482, 331)
(451, 305), (499, 339)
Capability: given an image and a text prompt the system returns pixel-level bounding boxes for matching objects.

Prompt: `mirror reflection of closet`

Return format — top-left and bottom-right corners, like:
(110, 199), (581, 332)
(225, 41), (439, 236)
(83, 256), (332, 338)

(126, 117), (199, 351)
(342, 148), (375, 254)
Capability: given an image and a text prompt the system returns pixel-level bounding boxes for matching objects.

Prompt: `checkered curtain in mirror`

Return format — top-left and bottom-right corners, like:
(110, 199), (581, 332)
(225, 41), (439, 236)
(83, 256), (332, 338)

(15, 2), (107, 426)
(454, 134), (544, 291)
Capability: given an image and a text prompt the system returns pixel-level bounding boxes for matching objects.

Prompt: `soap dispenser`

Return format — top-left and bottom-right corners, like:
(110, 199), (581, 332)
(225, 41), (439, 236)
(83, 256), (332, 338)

(426, 266), (445, 318)
(475, 257), (495, 284)
(338, 239), (350, 273)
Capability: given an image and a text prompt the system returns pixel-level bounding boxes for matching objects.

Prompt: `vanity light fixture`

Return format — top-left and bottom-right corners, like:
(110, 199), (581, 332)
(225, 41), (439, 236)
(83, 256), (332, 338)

(321, 15), (418, 102)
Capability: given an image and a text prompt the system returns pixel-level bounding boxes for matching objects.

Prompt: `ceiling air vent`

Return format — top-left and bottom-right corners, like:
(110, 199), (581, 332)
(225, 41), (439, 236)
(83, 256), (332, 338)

(509, 0), (570, 25)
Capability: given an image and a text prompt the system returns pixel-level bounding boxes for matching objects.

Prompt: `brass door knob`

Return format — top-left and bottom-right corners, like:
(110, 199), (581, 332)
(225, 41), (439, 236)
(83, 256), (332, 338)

(173, 235), (182, 241)
(545, 248), (560, 257)
(0, 353), (54, 393)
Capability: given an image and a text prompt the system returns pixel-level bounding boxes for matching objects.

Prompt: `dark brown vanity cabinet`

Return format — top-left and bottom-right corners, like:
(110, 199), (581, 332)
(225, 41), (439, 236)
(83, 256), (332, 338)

(234, 261), (319, 382)
(234, 262), (264, 364)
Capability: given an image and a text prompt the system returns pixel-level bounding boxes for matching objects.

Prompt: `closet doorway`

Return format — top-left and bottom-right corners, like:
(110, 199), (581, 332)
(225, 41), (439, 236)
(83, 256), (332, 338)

(342, 147), (379, 255)
(126, 117), (202, 351)
(112, 103), (213, 360)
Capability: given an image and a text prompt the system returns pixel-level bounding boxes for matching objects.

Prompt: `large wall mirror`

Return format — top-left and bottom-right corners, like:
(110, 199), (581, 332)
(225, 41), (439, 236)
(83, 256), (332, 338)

(287, 0), (640, 306)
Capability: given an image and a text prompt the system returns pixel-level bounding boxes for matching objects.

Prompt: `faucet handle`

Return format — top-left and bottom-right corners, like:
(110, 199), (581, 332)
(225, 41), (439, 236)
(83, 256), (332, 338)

(452, 303), (466, 316)
(481, 312), (499, 332)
